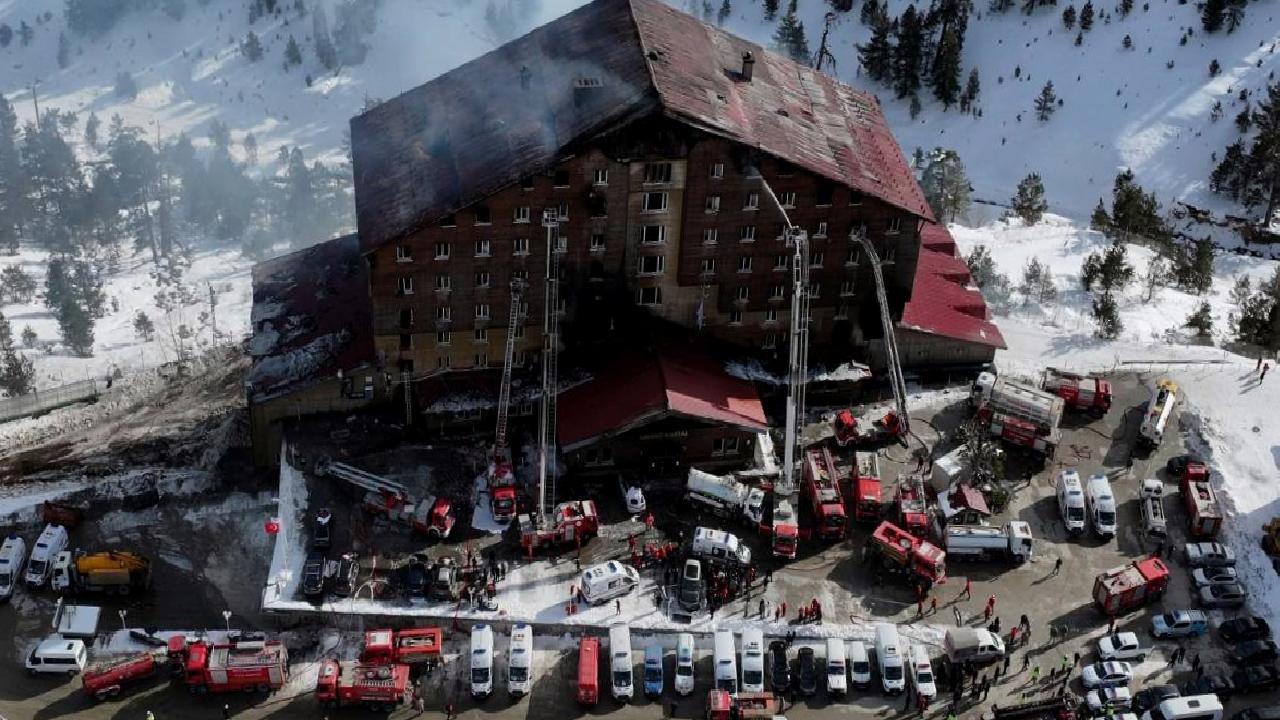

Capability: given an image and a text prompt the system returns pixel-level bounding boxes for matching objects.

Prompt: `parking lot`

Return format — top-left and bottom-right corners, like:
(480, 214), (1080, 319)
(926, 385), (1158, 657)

(1, 371), (1276, 720)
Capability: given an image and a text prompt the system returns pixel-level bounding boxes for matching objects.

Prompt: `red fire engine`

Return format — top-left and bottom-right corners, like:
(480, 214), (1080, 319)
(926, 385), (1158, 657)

(802, 446), (846, 541)
(1093, 558), (1169, 615)
(518, 500), (599, 555)
(895, 477), (930, 538)
(868, 521), (946, 591)
(852, 452), (883, 524)
(1042, 368), (1113, 415)
(833, 407), (906, 447)
(488, 461), (518, 524)
(315, 660), (411, 710)
(82, 651), (164, 701)
(360, 628), (442, 666)
(1180, 474), (1223, 539)
(169, 636), (289, 694)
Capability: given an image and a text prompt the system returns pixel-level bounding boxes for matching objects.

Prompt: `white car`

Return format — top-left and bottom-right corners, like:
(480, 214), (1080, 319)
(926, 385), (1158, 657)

(1191, 567), (1238, 587)
(1087, 687), (1133, 712)
(1082, 661), (1134, 689)
(1097, 633), (1150, 662)
(1184, 542), (1236, 568)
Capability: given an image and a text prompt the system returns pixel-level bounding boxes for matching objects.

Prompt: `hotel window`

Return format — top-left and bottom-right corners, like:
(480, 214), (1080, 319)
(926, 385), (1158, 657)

(398, 309), (413, 329)
(835, 301), (850, 319)
(553, 169), (570, 187)
(590, 234), (606, 252)
(475, 239), (491, 257)
(738, 255), (752, 273)
(435, 275), (451, 291)
(474, 353), (489, 368)
(475, 303), (490, 319)
(846, 249), (859, 266)
(711, 162), (725, 179)
(440, 213), (457, 227)
(434, 242), (450, 259)
(395, 244), (413, 262)
(557, 202), (569, 221)
(475, 272), (490, 288)
(638, 287), (663, 306)
(700, 258), (716, 274)
(514, 206), (530, 224)
(436, 306), (451, 321)
(593, 168), (609, 185)
(702, 228), (719, 245)
(474, 206), (491, 225)
(514, 324), (526, 339)
(780, 191), (797, 208)
(705, 195), (721, 213)
(520, 176), (535, 191)
(810, 251), (824, 268)
(814, 221), (828, 238)
(744, 191), (760, 210)
(435, 330), (450, 345)
(888, 217), (902, 234)
(848, 191), (864, 206)
(512, 270), (528, 283)
(841, 279), (855, 296)
(816, 184), (834, 207)
(643, 162), (672, 184)
(513, 238), (529, 256)
(728, 309), (743, 325)
(774, 255), (788, 270)
(770, 284), (785, 299)
(713, 437), (741, 456)
(764, 308), (778, 323)
(735, 286), (749, 301)
(762, 332), (778, 349)
(641, 225), (667, 245)
(474, 328), (488, 343)
(808, 280), (821, 298)
(639, 255), (665, 275)
(437, 355), (451, 370)
(397, 276), (414, 295)
(740, 225), (756, 243)
(642, 192), (669, 213)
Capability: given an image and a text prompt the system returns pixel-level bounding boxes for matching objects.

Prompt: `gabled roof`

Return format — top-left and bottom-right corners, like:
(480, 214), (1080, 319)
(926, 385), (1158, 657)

(899, 224), (1007, 349)
(350, 0), (931, 252)
(557, 343), (768, 451)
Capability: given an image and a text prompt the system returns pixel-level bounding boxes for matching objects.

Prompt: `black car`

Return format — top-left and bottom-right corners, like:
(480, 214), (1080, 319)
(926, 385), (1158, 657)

(404, 557), (428, 599)
(1235, 641), (1280, 665)
(1223, 617), (1274, 643)
(1232, 665), (1280, 695)
(1132, 684), (1180, 713)
(332, 553), (360, 597)
(769, 640), (791, 693)
(678, 560), (705, 611)
(302, 551), (326, 597)
(797, 647), (817, 696)
(1231, 706), (1280, 720)
(1183, 672), (1236, 700)
(312, 509), (332, 549)
(1166, 454), (1203, 476)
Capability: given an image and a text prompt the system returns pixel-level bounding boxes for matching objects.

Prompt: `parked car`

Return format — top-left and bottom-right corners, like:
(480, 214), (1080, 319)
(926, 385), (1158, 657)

(1233, 641), (1280, 666)
(1098, 633), (1150, 662)
(1132, 685), (1180, 713)
(302, 551), (326, 597)
(404, 557), (428, 599)
(769, 640), (790, 693)
(1200, 583), (1248, 609)
(1230, 705), (1280, 720)
(1233, 666), (1280, 694)
(312, 509), (333, 549)
(1192, 567), (1239, 587)
(331, 553), (360, 597)
(1166, 454), (1204, 476)
(1185, 543), (1236, 568)
(1152, 610), (1210, 638)
(797, 647), (817, 696)
(1183, 672), (1236, 700)
(677, 560), (704, 611)
(1222, 617), (1273, 643)
(1082, 661), (1134, 689)
(1086, 687), (1133, 712)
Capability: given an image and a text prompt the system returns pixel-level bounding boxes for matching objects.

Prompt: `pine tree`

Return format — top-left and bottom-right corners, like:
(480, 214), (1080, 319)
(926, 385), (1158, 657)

(931, 27), (963, 108)
(1074, 30), (1084, 45)
(909, 95), (923, 119)
(1201, 0), (1226, 31)
(858, 10), (895, 83)
(1212, 83), (1280, 214)
(21, 326), (36, 349)
(1141, 255), (1167, 301)
(84, 111), (100, 150)
(1062, 4), (1076, 27)
(1019, 257), (1044, 300)
(1118, 0), (1133, 17)
(0, 310), (35, 396)
(962, 68), (981, 112)
(57, 297), (94, 357)
(133, 310), (156, 342)
(284, 34), (302, 68)
(1209, 59), (1220, 77)
(1080, 0), (1094, 29)
(893, 5), (925, 99)
(0, 266), (36, 302)
(1122, 34), (1132, 49)
(1185, 301), (1213, 338)
(860, 0), (881, 23)
(312, 2), (337, 69)
(241, 31), (264, 62)
(772, 12), (810, 63)
(718, 0), (732, 25)
(1108, 169), (1171, 245)
(764, 0), (780, 20)
(244, 132), (259, 166)
(1091, 291), (1122, 339)
(1034, 81), (1058, 121)
(0, 24), (11, 48)
(18, 20), (32, 46)
(918, 148), (971, 222)
(1012, 173), (1049, 224)
(1037, 266), (1058, 303)
(1225, 0), (1246, 32)
(1235, 103), (1252, 133)
(1176, 239), (1215, 294)
(0, 94), (22, 254)
(57, 32), (70, 68)
(989, 0), (1016, 13)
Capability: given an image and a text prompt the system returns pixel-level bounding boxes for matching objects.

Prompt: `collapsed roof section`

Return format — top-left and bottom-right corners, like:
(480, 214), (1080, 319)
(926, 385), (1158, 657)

(899, 224), (1007, 349)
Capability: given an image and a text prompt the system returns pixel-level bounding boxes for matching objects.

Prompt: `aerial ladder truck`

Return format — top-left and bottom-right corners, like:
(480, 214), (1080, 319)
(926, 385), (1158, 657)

(487, 280), (526, 523)
(314, 460), (456, 538)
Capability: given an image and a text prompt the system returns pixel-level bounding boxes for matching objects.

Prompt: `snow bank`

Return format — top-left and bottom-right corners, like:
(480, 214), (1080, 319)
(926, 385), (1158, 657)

(470, 471), (510, 536)
(262, 445), (310, 609)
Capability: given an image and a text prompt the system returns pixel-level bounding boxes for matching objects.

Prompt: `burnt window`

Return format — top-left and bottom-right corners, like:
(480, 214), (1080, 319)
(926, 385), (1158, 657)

(399, 333), (412, 350)
(588, 193), (607, 218)
(398, 359), (414, 373)
(520, 176), (535, 191)
(474, 206), (491, 225)
(440, 213), (457, 227)
(848, 191), (864, 207)
(399, 309), (413, 329)
(816, 184), (835, 207)
(643, 162), (673, 184)
(553, 169), (571, 187)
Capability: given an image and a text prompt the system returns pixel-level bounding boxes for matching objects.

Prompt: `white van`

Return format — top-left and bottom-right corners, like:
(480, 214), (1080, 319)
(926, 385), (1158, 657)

(713, 629), (738, 694)
(848, 640), (872, 689)
(507, 623), (533, 697)
(580, 561), (640, 605)
(1057, 470), (1087, 535)
(691, 527), (752, 566)
(825, 637), (847, 696)
(609, 623), (634, 702)
(740, 628), (765, 692)
(908, 644), (936, 700)
(874, 623), (905, 695)
(24, 524), (68, 588)
(1141, 695), (1223, 720)
(1087, 473), (1118, 538)
(0, 534), (28, 601)
(675, 633), (696, 696)
(25, 636), (88, 676)
(470, 624), (494, 699)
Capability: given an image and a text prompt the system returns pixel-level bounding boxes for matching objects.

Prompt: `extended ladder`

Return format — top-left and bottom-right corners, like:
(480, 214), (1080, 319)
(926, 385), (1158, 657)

(854, 229), (911, 438)
(493, 280), (526, 466)
(536, 210), (561, 521)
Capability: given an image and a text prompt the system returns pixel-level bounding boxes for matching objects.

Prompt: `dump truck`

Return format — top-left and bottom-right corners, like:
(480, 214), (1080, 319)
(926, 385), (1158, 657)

(945, 522), (1034, 563)
(1180, 473), (1223, 539)
(971, 372), (1064, 456)
(517, 500), (599, 555)
(82, 651), (165, 701)
(802, 446), (846, 541)
(833, 406), (906, 447)
(852, 452), (883, 523)
(1093, 557), (1170, 615)
(867, 521), (946, 591)
(50, 551), (151, 595)
(360, 628), (442, 666)
(685, 468), (765, 526)
(1042, 368), (1112, 416)
(169, 636), (289, 694)
(315, 660), (411, 710)
(1138, 379), (1178, 449)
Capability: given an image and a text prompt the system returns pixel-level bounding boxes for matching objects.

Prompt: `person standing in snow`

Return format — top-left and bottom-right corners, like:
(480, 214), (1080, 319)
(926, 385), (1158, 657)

(1263, 363), (1271, 381)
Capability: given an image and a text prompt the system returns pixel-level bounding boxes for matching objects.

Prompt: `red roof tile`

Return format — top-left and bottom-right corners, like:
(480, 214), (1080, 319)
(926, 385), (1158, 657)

(557, 344), (767, 450)
(899, 225), (1007, 349)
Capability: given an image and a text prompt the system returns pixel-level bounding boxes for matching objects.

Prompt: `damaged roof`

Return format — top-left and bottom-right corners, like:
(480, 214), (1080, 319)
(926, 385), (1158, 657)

(557, 343), (768, 451)
(247, 234), (376, 401)
(899, 224), (1007, 349)
(350, 0), (931, 252)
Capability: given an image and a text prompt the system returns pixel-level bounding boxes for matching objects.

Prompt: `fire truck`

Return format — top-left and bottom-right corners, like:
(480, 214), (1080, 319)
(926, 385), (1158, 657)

(360, 628), (442, 667)
(1138, 379), (1178, 449)
(833, 407), (906, 447)
(1093, 557), (1170, 615)
(488, 464), (518, 525)
(896, 476), (930, 538)
(517, 500), (599, 555)
(944, 522), (1034, 563)
(315, 660), (411, 710)
(867, 521), (946, 591)
(169, 636), (289, 694)
(82, 651), (165, 701)
(802, 446), (847, 541)
(1042, 368), (1113, 415)
(706, 690), (779, 720)
(771, 498), (800, 560)
(1180, 474), (1223, 539)
(852, 452), (883, 524)
(315, 460), (456, 538)
(971, 372), (1064, 456)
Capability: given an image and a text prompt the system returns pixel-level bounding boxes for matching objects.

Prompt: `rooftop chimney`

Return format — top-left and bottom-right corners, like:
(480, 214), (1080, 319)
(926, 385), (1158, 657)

(741, 52), (755, 82)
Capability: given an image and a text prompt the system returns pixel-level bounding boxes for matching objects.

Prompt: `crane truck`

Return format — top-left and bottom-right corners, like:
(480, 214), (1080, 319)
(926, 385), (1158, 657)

(315, 659), (412, 710)
(50, 551), (151, 595)
(852, 452), (883, 524)
(517, 501), (599, 555)
(802, 446), (846, 541)
(315, 459), (456, 538)
(971, 372), (1064, 456)
(944, 522), (1034, 563)
(1042, 368), (1113, 415)
(1138, 379), (1178, 449)
(168, 636), (289, 694)
(866, 521), (946, 591)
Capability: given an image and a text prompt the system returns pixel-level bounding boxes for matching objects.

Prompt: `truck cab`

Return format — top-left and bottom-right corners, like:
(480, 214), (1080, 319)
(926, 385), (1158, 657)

(24, 524), (68, 588)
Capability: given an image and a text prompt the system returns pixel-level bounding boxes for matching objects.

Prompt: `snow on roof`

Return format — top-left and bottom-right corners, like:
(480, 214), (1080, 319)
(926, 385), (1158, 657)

(247, 234), (375, 401)
(899, 224), (1007, 349)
